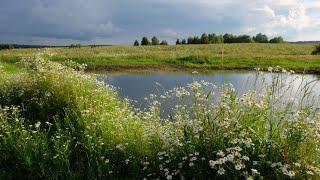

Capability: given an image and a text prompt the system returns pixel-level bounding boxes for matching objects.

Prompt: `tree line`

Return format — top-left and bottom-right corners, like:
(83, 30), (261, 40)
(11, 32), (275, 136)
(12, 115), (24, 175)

(134, 36), (168, 46)
(177, 33), (284, 45)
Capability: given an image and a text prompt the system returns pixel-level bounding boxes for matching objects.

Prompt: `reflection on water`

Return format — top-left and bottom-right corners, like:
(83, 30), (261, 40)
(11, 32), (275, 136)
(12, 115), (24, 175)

(97, 71), (320, 111)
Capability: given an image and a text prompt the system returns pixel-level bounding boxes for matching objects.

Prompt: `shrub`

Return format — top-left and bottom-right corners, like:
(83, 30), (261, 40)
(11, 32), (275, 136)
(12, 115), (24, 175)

(312, 44), (320, 55)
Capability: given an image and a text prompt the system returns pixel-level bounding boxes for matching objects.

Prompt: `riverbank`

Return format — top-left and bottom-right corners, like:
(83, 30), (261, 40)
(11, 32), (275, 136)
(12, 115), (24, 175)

(0, 53), (319, 179)
(1, 43), (320, 74)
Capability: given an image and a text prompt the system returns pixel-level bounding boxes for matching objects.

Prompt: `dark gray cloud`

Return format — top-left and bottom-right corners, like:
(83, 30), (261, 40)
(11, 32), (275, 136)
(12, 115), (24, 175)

(0, 0), (319, 45)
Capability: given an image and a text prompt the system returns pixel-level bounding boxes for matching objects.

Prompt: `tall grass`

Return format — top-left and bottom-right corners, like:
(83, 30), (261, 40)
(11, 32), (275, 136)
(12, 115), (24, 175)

(0, 53), (319, 179)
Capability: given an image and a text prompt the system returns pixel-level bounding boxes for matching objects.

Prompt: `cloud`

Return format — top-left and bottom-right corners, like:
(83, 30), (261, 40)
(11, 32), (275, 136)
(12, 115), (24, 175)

(0, 0), (319, 44)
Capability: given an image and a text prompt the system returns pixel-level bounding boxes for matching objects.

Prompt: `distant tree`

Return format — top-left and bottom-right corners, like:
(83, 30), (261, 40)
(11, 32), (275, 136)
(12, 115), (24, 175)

(193, 36), (201, 44)
(160, 40), (168, 45)
(90, 44), (97, 48)
(8, 44), (14, 49)
(181, 39), (186, 45)
(201, 33), (209, 44)
(236, 35), (254, 43)
(217, 35), (224, 43)
(151, 36), (160, 45)
(176, 39), (181, 45)
(311, 44), (320, 55)
(269, 36), (284, 43)
(253, 33), (269, 43)
(141, 37), (150, 46)
(208, 33), (224, 44)
(223, 33), (236, 43)
(187, 37), (194, 44)
(70, 43), (81, 48)
(134, 40), (140, 46)
(208, 33), (217, 43)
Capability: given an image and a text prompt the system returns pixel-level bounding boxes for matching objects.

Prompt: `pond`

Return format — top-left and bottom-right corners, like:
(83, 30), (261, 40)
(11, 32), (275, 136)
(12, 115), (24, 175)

(97, 70), (320, 113)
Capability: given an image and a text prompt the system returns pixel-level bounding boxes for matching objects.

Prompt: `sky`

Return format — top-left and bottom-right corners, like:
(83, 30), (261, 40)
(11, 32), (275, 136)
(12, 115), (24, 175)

(0, 0), (319, 45)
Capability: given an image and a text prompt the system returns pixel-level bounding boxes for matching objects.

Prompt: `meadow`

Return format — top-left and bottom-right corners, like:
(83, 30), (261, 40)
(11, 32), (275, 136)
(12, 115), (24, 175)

(1, 43), (320, 73)
(0, 50), (319, 179)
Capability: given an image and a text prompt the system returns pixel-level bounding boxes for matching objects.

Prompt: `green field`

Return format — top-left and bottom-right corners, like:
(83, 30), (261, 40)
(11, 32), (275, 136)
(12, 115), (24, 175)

(1, 43), (320, 73)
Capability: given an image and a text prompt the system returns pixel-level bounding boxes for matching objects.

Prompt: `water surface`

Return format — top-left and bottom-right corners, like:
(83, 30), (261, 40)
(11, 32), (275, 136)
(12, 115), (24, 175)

(97, 70), (320, 111)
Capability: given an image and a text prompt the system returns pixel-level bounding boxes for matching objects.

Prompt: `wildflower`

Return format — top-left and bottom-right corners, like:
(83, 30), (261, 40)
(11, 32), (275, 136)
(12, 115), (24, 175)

(270, 163), (277, 168)
(125, 159), (130, 164)
(293, 162), (301, 167)
(217, 167), (225, 175)
(217, 150), (225, 157)
(235, 164), (242, 170)
(189, 162), (194, 167)
(226, 154), (234, 161)
(306, 171), (314, 175)
(190, 157), (197, 161)
(287, 171), (295, 178)
(247, 176), (253, 180)
(209, 160), (215, 168)
(105, 159), (109, 164)
(116, 144), (124, 150)
(251, 169), (260, 175)
(166, 175), (172, 180)
(242, 156), (249, 161)
(35, 121), (41, 129)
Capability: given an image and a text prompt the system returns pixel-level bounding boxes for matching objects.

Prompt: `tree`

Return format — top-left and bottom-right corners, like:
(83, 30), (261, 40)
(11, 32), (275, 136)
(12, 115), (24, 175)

(236, 35), (254, 43)
(201, 33), (209, 44)
(134, 40), (140, 46)
(181, 39), (186, 45)
(8, 44), (14, 49)
(269, 36), (284, 43)
(141, 37), (150, 46)
(223, 33), (236, 43)
(151, 36), (160, 45)
(187, 37), (194, 44)
(253, 33), (268, 43)
(193, 36), (201, 44)
(217, 35), (224, 43)
(176, 39), (181, 45)
(160, 40), (168, 45)
(311, 44), (320, 55)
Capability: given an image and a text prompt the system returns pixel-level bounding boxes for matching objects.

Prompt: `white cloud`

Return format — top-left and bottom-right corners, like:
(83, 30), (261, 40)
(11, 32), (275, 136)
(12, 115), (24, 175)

(255, 6), (276, 17)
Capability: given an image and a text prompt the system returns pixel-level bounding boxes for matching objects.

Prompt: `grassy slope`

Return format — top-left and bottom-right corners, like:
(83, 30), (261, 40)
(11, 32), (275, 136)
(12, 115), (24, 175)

(1, 43), (320, 73)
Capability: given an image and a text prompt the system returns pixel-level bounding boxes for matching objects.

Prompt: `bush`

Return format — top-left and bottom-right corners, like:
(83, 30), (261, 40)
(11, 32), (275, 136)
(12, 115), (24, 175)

(312, 44), (320, 55)
(0, 54), (319, 179)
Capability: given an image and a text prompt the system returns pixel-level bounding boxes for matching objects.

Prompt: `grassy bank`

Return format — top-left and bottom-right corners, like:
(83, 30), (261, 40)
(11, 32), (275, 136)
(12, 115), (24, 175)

(0, 53), (319, 179)
(1, 43), (320, 74)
